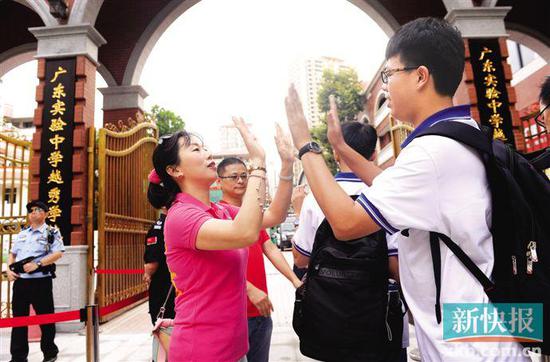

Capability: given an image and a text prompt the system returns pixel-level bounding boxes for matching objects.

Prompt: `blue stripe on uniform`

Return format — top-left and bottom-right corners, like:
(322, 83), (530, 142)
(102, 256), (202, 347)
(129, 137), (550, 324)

(334, 178), (363, 183)
(388, 248), (398, 256)
(356, 193), (399, 235)
(292, 240), (311, 257)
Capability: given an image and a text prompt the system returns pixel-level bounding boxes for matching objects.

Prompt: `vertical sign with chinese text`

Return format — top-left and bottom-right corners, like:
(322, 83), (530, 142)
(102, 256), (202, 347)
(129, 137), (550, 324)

(468, 38), (515, 146)
(39, 58), (76, 245)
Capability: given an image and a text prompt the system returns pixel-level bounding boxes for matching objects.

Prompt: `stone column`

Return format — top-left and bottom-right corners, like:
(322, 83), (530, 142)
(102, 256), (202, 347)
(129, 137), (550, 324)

(98, 85), (148, 128)
(446, 6), (525, 151)
(29, 24), (106, 332)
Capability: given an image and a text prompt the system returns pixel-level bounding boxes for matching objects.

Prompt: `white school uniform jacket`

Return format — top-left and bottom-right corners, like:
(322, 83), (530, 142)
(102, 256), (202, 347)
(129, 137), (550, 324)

(357, 105), (528, 361)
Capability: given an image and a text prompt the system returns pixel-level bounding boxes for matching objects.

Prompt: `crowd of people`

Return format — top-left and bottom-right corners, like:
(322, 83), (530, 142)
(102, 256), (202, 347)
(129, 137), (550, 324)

(141, 16), (550, 362)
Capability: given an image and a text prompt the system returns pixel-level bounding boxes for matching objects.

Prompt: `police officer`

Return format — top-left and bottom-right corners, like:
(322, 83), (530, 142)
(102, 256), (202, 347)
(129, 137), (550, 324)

(143, 208), (175, 325)
(7, 200), (65, 362)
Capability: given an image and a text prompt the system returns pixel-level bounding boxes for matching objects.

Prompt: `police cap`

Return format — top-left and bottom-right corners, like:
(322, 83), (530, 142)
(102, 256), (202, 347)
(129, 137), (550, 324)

(26, 200), (49, 213)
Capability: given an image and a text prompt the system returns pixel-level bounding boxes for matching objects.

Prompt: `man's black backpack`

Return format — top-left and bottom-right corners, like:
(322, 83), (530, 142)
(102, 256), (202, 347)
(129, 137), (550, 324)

(292, 197), (403, 362)
(416, 121), (550, 353)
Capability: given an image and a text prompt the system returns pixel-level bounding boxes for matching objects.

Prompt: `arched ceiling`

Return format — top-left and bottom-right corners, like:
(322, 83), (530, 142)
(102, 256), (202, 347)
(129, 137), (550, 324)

(0, 0), (547, 86)
(0, 1), (43, 57)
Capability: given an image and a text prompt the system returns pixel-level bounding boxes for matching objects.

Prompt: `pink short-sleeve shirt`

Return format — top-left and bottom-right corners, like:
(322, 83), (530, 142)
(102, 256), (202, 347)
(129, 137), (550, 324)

(164, 192), (249, 361)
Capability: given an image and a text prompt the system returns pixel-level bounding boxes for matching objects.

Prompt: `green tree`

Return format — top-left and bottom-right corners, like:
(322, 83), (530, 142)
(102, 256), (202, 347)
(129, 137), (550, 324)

(310, 68), (364, 173)
(148, 105), (185, 137)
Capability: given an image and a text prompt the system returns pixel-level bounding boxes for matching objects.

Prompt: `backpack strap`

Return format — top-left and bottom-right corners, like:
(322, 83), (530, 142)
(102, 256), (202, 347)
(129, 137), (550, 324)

(310, 194), (360, 260)
(429, 232), (496, 324)
(429, 232), (442, 324)
(530, 148), (550, 171)
(415, 121), (493, 156)
(156, 284), (174, 321)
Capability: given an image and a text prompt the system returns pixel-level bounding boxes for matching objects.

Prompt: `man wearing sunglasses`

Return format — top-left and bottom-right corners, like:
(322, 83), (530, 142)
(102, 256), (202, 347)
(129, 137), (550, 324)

(217, 156), (302, 362)
(7, 200), (64, 362)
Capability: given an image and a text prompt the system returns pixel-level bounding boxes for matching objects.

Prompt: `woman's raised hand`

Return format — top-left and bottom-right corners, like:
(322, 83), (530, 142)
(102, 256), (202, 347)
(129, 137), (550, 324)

(232, 116), (265, 164)
(274, 123), (295, 165)
(326, 94), (345, 150)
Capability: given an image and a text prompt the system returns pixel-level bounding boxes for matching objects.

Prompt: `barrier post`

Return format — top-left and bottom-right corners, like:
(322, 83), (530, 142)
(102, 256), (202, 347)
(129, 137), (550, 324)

(85, 304), (100, 362)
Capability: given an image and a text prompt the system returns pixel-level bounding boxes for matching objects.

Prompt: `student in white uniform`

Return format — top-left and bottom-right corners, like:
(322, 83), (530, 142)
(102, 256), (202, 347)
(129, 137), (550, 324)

(285, 17), (528, 362)
(292, 121), (410, 360)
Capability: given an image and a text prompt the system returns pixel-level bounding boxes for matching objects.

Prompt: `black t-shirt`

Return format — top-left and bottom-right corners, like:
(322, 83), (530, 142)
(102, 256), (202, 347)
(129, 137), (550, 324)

(143, 214), (171, 300)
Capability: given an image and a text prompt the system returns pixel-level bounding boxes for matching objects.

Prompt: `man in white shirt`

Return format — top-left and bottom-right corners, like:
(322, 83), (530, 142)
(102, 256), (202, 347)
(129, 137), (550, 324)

(285, 17), (528, 362)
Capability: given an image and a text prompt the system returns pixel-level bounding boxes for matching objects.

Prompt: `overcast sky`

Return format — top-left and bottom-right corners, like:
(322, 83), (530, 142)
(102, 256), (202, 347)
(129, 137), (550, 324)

(1, 0), (388, 161)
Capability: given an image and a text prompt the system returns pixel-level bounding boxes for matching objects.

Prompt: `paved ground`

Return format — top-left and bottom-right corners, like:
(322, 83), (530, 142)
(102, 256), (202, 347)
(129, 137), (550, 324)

(0, 252), (419, 362)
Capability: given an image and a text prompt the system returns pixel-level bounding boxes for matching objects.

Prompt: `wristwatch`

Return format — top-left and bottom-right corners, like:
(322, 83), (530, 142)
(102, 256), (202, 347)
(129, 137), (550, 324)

(36, 261), (42, 268)
(298, 141), (322, 160)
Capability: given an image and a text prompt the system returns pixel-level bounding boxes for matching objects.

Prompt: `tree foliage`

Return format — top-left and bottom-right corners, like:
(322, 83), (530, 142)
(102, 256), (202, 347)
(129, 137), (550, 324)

(317, 68), (363, 122)
(148, 105), (185, 137)
(310, 68), (363, 174)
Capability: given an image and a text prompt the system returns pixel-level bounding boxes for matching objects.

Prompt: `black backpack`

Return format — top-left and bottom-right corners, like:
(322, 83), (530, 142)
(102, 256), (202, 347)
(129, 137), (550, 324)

(292, 196), (403, 362)
(416, 121), (550, 353)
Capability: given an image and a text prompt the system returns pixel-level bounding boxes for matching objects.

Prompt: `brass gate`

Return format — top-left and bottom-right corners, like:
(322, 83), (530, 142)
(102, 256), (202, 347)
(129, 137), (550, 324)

(0, 133), (32, 318)
(96, 121), (158, 321)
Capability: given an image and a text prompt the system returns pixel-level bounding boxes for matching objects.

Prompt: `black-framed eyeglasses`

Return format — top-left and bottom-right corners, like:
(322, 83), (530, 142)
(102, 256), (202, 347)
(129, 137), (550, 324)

(381, 67), (418, 84)
(534, 103), (549, 129)
(29, 207), (45, 214)
(219, 173), (248, 182)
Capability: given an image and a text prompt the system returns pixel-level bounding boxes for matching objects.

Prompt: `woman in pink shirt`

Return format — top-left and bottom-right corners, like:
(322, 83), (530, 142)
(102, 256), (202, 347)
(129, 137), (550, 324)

(148, 118), (267, 362)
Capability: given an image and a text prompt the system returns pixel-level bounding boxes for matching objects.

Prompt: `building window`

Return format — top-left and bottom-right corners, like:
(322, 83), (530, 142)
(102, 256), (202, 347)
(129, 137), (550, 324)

(507, 40), (538, 73)
(377, 95), (387, 110)
(4, 188), (17, 203)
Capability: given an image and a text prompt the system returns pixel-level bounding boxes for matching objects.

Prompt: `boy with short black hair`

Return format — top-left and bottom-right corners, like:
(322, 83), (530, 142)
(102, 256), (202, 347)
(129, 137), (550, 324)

(286, 17), (528, 361)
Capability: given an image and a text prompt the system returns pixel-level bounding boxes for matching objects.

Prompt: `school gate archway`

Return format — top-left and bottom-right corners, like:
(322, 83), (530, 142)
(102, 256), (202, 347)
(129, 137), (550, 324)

(0, 0), (548, 326)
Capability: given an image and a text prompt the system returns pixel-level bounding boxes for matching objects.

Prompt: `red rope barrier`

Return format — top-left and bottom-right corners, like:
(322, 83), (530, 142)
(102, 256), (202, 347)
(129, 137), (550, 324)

(99, 291), (148, 317)
(0, 310), (81, 328)
(0, 268), (148, 328)
(0, 291), (149, 328)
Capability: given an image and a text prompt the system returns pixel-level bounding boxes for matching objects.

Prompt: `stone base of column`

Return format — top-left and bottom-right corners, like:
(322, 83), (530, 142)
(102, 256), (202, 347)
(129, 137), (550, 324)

(53, 245), (88, 332)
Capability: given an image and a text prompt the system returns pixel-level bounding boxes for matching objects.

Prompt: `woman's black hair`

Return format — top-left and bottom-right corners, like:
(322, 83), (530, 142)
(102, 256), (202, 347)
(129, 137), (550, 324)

(147, 183), (171, 209)
(148, 131), (191, 209)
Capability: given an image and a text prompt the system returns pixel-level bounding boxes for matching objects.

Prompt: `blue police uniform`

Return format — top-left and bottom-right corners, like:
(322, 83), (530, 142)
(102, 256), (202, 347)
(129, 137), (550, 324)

(10, 223), (64, 362)
(11, 224), (65, 278)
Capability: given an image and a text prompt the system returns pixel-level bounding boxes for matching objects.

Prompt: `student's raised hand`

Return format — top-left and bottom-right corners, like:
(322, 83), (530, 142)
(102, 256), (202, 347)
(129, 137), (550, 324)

(285, 84), (312, 150)
(327, 94), (345, 150)
(233, 116), (265, 164)
(274, 123), (295, 165)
